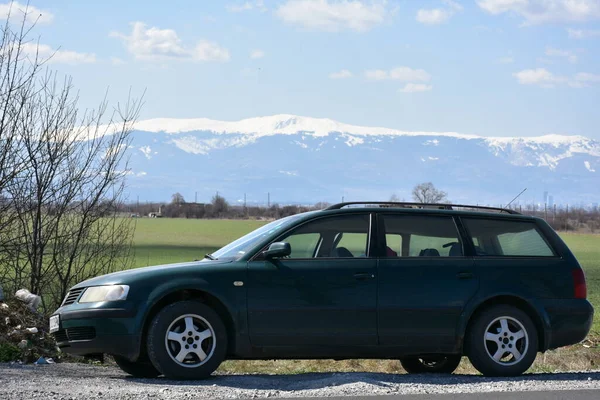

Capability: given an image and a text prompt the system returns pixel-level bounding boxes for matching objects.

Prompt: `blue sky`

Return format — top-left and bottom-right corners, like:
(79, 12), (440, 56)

(5, 0), (600, 139)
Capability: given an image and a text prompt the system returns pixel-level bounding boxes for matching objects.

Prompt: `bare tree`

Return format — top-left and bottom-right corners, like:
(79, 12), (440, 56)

(0, 7), (141, 309)
(171, 192), (185, 205)
(0, 5), (43, 284)
(412, 182), (448, 204)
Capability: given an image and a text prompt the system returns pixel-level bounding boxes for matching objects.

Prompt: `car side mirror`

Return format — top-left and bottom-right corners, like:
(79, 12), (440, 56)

(264, 242), (291, 259)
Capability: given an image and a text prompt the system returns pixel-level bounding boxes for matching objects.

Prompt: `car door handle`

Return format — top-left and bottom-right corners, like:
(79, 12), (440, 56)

(456, 272), (474, 280)
(354, 273), (375, 280)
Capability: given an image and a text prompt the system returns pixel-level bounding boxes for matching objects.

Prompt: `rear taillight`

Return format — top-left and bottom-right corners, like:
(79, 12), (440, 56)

(572, 269), (587, 299)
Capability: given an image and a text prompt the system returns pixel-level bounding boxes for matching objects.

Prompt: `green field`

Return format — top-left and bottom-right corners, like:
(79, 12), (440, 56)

(131, 218), (266, 268)
(131, 218), (600, 333)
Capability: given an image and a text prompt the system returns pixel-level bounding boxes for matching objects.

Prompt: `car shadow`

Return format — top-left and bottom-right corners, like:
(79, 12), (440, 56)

(124, 370), (600, 390)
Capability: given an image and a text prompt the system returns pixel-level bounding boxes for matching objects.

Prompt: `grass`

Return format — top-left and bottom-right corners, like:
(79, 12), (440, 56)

(561, 234), (600, 334)
(128, 218), (600, 374)
(131, 218), (266, 268)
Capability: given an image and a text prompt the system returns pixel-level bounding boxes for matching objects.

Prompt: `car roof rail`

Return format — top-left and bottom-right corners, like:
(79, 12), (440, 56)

(324, 201), (521, 215)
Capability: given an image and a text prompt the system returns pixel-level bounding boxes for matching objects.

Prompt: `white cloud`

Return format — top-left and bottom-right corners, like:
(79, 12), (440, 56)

(226, 1), (267, 12)
(20, 42), (96, 65)
(365, 66), (431, 82)
(276, 0), (388, 32)
(194, 40), (231, 62)
(329, 69), (353, 79)
(399, 83), (433, 93)
(111, 22), (230, 62)
(513, 68), (600, 88)
(416, 0), (463, 25)
(417, 9), (453, 24)
(545, 47), (578, 63)
(0, 1), (53, 24)
(250, 49), (265, 59)
(477, 0), (600, 25)
(567, 28), (600, 38)
(513, 68), (561, 87)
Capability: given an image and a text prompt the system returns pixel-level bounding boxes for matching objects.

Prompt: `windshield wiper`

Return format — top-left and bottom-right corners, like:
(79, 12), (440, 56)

(204, 253), (217, 260)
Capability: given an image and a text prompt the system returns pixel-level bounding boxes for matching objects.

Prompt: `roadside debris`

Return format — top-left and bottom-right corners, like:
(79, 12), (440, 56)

(34, 356), (55, 365)
(0, 298), (60, 363)
(14, 289), (42, 311)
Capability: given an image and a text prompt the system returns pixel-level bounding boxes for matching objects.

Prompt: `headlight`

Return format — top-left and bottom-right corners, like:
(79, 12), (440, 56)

(79, 285), (130, 303)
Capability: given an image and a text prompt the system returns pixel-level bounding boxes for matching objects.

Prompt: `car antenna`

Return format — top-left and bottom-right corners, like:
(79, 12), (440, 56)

(504, 188), (527, 210)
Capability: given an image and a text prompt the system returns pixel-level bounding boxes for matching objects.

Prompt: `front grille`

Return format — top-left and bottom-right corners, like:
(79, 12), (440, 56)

(53, 329), (68, 342)
(53, 327), (96, 342)
(62, 288), (85, 306)
(66, 326), (96, 341)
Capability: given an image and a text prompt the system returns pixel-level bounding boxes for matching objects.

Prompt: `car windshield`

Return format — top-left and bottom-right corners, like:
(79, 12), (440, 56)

(209, 212), (312, 261)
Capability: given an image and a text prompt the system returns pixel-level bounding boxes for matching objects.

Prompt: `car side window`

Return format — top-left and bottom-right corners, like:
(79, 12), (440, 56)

(276, 214), (371, 259)
(462, 218), (556, 257)
(385, 234), (402, 256)
(285, 233), (321, 258)
(381, 215), (463, 257)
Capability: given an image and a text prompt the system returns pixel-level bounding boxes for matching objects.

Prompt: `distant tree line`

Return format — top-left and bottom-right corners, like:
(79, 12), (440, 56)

(124, 182), (600, 234)
(125, 192), (322, 220)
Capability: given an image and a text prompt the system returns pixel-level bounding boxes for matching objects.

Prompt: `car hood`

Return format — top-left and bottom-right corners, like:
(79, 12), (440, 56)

(72, 260), (233, 288)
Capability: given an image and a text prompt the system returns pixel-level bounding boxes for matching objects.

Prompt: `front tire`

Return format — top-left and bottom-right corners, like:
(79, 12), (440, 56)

(466, 305), (538, 377)
(147, 301), (227, 380)
(400, 355), (461, 374)
(113, 355), (160, 378)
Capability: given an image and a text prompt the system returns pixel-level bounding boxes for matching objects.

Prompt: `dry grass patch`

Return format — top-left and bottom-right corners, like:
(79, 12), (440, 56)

(217, 339), (600, 376)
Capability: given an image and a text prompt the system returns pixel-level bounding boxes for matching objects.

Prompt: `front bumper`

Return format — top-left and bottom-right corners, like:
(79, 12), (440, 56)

(52, 304), (141, 360)
(543, 299), (594, 350)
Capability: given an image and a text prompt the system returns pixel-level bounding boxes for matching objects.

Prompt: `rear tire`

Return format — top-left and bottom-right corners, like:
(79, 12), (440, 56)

(466, 305), (538, 377)
(113, 355), (160, 378)
(400, 355), (461, 374)
(147, 301), (227, 380)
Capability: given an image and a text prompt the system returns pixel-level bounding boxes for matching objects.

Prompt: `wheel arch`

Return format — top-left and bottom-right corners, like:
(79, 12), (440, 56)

(459, 295), (550, 353)
(138, 288), (237, 361)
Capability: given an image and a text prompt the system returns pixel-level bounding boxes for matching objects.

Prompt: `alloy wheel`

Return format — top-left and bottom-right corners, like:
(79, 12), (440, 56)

(164, 314), (216, 368)
(483, 316), (528, 366)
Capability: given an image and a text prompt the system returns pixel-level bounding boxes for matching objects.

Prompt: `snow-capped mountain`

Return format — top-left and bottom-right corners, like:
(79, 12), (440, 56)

(124, 115), (600, 205)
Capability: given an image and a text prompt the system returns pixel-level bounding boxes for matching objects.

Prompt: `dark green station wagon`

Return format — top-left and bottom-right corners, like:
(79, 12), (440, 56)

(50, 202), (593, 379)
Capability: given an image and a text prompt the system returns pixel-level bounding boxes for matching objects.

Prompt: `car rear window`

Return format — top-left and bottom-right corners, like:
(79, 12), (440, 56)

(462, 218), (555, 257)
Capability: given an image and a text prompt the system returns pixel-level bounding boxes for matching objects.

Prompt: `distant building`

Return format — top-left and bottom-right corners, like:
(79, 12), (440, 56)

(148, 205), (163, 218)
(548, 196), (554, 208)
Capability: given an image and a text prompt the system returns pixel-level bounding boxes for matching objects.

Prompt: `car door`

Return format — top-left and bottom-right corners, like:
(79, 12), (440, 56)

(246, 212), (378, 347)
(376, 213), (478, 352)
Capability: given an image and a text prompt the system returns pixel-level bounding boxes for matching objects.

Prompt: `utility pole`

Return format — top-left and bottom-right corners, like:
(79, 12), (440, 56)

(195, 191), (198, 204)
(244, 193), (247, 217)
(544, 203), (547, 221)
(267, 192), (270, 208)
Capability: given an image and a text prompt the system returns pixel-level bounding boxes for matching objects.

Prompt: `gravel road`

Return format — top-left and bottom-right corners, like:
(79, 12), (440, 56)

(1, 363), (599, 399)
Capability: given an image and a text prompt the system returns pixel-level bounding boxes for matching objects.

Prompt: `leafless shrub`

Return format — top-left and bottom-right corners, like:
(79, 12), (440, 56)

(0, 6), (141, 310)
